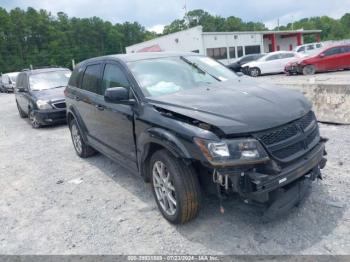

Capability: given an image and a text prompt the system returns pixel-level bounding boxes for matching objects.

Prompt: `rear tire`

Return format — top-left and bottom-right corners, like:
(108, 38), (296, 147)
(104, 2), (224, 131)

(302, 65), (316, 75)
(249, 67), (261, 77)
(150, 149), (201, 224)
(69, 118), (96, 158)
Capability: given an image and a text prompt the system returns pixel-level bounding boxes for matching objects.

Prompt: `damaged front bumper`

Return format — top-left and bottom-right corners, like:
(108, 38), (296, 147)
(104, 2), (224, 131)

(248, 141), (326, 196)
(211, 141), (327, 219)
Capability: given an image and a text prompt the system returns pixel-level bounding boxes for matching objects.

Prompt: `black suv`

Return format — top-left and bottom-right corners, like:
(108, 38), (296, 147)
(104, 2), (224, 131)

(15, 68), (71, 128)
(65, 52), (327, 224)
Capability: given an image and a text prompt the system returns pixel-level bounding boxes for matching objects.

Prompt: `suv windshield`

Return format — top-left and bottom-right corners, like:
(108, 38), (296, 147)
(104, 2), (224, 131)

(128, 55), (237, 97)
(30, 70), (71, 91)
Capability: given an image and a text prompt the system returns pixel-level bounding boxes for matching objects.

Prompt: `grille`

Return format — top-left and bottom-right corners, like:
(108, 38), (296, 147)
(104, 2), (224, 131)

(257, 124), (298, 145)
(255, 111), (320, 163)
(52, 102), (66, 109)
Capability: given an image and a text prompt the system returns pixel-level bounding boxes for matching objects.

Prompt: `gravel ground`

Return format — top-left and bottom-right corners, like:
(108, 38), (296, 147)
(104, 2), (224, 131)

(0, 92), (350, 255)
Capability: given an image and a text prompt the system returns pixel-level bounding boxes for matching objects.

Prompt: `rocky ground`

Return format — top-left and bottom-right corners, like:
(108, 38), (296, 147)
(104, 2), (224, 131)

(0, 92), (349, 255)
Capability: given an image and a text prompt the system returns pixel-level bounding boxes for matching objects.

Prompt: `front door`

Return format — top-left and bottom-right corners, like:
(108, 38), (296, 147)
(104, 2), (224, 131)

(92, 61), (137, 164)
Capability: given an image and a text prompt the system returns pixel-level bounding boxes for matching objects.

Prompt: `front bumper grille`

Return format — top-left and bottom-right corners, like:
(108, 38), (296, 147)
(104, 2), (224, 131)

(254, 111), (320, 163)
(51, 101), (66, 109)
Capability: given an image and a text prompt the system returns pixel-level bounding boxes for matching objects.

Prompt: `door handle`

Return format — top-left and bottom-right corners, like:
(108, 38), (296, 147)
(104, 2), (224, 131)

(74, 95), (81, 101)
(95, 104), (105, 111)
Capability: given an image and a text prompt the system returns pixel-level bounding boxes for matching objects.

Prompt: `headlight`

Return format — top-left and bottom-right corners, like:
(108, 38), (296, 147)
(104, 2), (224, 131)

(194, 138), (269, 167)
(36, 100), (52, 110)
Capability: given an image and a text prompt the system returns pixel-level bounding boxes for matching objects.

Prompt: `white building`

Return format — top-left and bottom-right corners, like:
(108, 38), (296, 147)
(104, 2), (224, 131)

(126, 26), (321, 64)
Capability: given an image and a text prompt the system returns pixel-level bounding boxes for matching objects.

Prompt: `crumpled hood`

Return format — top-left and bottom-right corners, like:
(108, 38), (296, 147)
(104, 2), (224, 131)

(147, 78), (312, 135)
(31, 87), (65, 102)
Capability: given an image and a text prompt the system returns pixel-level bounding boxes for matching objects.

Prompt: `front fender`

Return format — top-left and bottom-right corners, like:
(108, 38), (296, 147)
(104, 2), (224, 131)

(137, 127), (193, 182)
(66, 105), (89, 142)
(138, 127), (191, 159)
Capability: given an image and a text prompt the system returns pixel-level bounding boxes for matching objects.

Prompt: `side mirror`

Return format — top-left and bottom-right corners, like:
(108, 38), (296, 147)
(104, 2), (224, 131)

(104, 87), (135, 104)
(319, 53), (325, 58)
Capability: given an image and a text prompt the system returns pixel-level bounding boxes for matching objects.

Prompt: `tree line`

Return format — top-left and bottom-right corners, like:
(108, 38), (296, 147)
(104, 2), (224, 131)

(1, 7), (350, 73)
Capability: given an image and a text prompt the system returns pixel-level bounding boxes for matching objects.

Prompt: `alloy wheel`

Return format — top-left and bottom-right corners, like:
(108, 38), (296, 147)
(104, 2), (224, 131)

(250, 68), (260, 77)
(29, 111), (40, 128)
(71, 123), (82, 155)
(152, 160), (177, 216)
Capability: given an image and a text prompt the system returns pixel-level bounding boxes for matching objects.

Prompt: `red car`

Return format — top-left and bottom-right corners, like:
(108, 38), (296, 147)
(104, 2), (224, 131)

(285, 44), (350, 75)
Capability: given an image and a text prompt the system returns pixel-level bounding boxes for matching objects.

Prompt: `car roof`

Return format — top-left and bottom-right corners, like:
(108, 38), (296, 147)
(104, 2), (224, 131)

(77, 51), (202, 65)
(21, 67), (70, 75)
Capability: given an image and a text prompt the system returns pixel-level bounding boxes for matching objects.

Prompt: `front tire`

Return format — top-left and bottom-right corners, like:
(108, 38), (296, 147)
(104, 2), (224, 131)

(302, 65), (316, 75)
(249, 67), (261, 77)
(29, 110), (40, 128)
(150, 149), (201, 224)
(69, 119), (96, 158)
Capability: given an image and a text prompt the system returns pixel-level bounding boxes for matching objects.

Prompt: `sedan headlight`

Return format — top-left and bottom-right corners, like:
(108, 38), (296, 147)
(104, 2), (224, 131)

(36, 100), (52, 110)
(194, 138), (269, 167)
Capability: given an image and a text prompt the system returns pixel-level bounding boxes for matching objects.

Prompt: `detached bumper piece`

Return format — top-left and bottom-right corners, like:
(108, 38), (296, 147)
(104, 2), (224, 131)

(261, 168), (317, 222)
(34, 109), (66, 125)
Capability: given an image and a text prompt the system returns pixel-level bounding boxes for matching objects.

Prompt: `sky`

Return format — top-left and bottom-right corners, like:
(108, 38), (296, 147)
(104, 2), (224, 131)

(0, 0), (349, 33)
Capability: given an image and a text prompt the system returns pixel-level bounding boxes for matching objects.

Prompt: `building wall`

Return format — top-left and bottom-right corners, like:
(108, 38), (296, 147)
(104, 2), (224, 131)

(263, 34), (305, 52)
(202, 33), (263, 64)
(276, 34), (304, 51)
(125, 26), (204, 54)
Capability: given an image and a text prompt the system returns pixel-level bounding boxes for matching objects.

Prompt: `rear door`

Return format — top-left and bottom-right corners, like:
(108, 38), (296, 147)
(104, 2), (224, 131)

(339, 46), (350, 69)
(319, 47), (342, 71)
(92, 61), (137, 165)
(72, 63), (103, 139)
(262, 54), (282, 73)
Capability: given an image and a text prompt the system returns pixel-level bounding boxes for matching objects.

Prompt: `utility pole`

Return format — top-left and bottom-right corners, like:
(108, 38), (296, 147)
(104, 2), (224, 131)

(183, 0), (189, 28)
(277, 18), (280, 31)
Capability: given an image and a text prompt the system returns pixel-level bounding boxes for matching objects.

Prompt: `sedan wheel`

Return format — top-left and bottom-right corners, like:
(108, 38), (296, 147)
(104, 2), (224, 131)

(29, 110), (40, 128)
(302, 65), (316, 75)
(152, 160), (177, 216)
(250, 67), (261, 77)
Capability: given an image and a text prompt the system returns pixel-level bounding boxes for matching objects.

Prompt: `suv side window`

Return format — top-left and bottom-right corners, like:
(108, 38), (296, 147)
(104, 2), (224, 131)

(102, 63), (131, 96)
(298, 46), (305, 52)
(81, 64), (101, 94)
(69, 67), (83, 88)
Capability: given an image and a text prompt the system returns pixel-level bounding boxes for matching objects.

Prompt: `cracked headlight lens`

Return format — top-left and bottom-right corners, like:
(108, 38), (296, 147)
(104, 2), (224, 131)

(194, 138), (269, 167)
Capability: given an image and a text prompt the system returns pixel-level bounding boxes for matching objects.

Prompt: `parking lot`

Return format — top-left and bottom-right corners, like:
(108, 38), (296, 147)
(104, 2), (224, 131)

(1, 92), (350, 255)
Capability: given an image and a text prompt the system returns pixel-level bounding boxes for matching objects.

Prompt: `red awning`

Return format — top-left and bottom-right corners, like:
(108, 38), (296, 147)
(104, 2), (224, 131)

(137, 44), (162, 52)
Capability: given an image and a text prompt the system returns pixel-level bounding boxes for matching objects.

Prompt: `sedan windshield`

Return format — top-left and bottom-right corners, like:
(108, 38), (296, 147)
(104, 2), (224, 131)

(128, 55), (237, 97)
(30, 70), (71, 91)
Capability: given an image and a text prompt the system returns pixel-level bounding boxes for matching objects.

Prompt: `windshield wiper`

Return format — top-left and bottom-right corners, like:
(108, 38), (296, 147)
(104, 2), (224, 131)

(180, 56), (221, 82)
(52, 85), (67, 89)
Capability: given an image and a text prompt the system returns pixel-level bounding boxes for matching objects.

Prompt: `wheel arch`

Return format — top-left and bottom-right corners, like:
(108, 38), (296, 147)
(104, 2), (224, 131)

(137, 127), (193, 183)
(66, 105), (89, 143)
